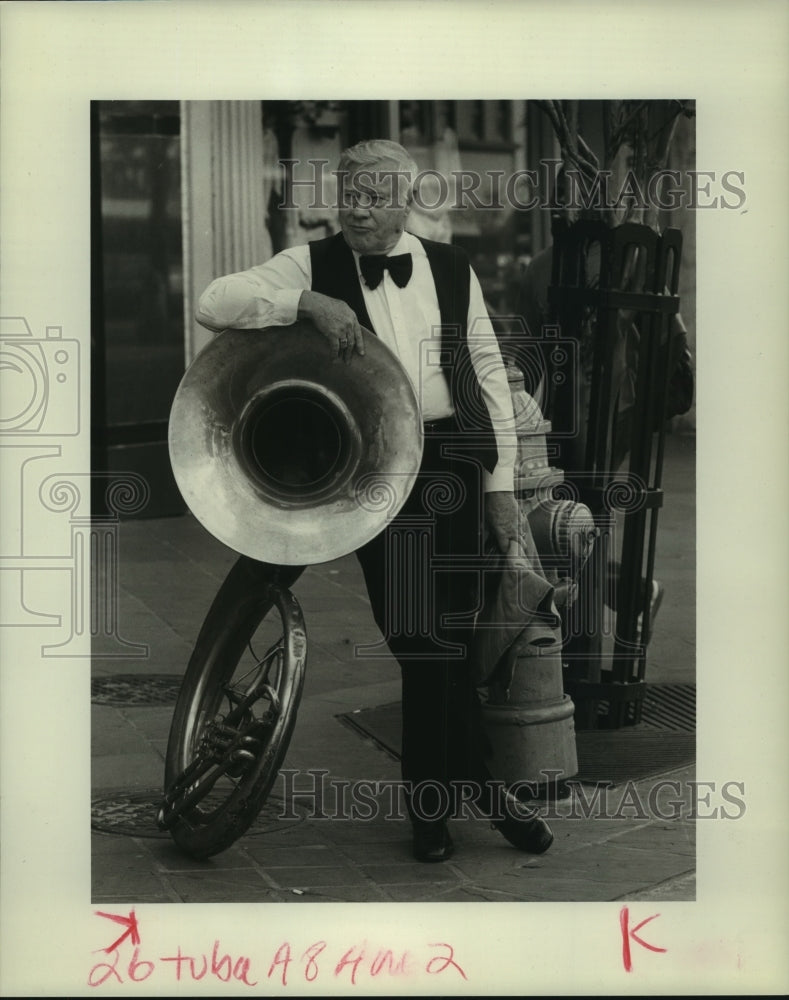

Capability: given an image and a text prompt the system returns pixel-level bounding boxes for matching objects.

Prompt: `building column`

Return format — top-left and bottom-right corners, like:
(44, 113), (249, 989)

(180, 100), (271, 364)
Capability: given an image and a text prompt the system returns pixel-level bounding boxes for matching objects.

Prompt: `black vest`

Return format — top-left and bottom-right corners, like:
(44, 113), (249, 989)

(308, 231), (498, 473)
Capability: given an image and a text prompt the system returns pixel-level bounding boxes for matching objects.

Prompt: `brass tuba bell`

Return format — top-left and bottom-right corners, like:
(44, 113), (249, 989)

(168, 321), (424, 565)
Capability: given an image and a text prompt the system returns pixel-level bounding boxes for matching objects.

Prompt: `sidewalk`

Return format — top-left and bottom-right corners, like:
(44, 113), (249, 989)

(91, 432), (696, 904)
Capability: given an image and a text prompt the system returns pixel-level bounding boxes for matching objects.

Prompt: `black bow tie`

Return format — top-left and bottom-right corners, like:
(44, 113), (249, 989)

(359, 252), (413, 290)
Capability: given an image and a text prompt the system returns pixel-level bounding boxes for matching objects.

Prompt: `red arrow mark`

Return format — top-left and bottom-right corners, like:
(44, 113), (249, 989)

(620, 906), (666, 972)
(95, 909), (141, 953)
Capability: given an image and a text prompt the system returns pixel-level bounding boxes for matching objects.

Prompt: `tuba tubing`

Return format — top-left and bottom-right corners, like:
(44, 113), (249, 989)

(168, 321), (424, 565)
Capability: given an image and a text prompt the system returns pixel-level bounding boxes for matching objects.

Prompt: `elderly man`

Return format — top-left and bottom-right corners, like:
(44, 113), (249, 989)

(196, 139), (553, 862)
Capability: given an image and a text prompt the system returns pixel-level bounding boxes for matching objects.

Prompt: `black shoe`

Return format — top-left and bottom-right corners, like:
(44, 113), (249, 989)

(412, 820), (454, 863)
(492, 792), (554, 854)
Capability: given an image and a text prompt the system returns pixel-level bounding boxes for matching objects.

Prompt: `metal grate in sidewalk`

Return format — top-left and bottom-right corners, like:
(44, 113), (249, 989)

(91, 791), (306, 839)
(639, 682), (695, 731)
(92, 674), (183, 706)
(338, 683), (696, 787)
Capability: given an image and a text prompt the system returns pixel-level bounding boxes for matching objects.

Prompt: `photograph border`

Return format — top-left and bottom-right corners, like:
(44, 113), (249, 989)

(1, 1), (788, 995)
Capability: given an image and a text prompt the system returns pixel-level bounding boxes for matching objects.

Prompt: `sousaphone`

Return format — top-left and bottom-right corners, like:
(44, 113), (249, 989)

(168, 320), (424, 564)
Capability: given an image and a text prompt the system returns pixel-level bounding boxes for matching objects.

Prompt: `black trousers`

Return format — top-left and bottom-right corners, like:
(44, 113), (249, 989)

(356, 425), (496, 821)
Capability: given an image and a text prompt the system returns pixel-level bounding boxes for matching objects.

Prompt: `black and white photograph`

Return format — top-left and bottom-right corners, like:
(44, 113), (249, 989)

(89, 96), (699, 902)
(1, 2), (787, 996)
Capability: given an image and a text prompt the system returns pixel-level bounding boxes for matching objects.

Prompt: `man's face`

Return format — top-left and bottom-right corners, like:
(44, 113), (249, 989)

(338, 162), (412, 255)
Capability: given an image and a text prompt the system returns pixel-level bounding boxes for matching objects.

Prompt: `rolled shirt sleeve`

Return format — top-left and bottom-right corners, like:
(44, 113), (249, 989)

(195, 246), (312, 331)
(466, 269), (518, 494)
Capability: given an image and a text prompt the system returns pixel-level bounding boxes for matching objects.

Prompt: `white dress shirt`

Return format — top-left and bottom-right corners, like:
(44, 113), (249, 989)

(196, 231), (516, 492)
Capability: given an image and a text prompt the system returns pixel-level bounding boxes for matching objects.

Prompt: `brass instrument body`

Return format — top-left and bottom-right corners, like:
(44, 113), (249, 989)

(168, 321), (424, 566)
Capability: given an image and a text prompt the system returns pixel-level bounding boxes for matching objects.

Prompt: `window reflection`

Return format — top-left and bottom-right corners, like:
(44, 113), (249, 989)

(398, 99), (530, 316)
(97, 101), (184, 430)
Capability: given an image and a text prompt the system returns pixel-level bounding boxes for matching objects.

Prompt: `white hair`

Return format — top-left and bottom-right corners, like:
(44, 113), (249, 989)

(337, 139), (418, 206)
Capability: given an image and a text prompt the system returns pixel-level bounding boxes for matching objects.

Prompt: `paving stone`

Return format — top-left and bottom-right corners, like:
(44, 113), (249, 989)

(302, 680), (402, 710)
(414, 886), (501, 902)
(442, 879), (546, 902)
(319, 821), (410, 846)
(91, 866), (175, 898)
(92, 753), (165, 790)
(451, 856), (549, 882)
(382, 879), (483, 902)
(153, 847), (263, 873)
(92, 707), (154, 755)
(620, 870), (696, 901)
(106, 603), (179, 657)
(616, 820), (696, 856)
(265, 865), (370, 890)
(244, 827), (330, 849)
(484, 874), (636, 902)
(560, 842), (693, 885)
(166, 870), (276, 903)
(240, 844), (336, 867)
(91, 831), (155, 857)
(324, 841), (414, 865)
(549, 819), (655, 850)
(275, 883), (389, 903)
(356, 862), (461, 886)
(120, 705), (177, 727)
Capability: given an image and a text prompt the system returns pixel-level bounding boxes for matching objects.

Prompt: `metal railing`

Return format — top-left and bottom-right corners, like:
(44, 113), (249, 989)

(545, 219), (684, 729)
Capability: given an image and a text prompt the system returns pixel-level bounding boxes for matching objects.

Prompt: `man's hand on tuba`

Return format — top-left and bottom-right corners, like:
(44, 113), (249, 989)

(298, 290), (365, 364)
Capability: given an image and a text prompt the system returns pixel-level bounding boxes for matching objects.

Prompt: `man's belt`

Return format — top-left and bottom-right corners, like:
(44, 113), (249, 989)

(422, 416), (457, 435)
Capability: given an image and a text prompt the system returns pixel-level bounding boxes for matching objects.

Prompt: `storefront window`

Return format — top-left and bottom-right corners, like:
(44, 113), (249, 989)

(398, 99), (529, 315)
(92, 100), (186, 516)
(95, 100), (184, 430)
